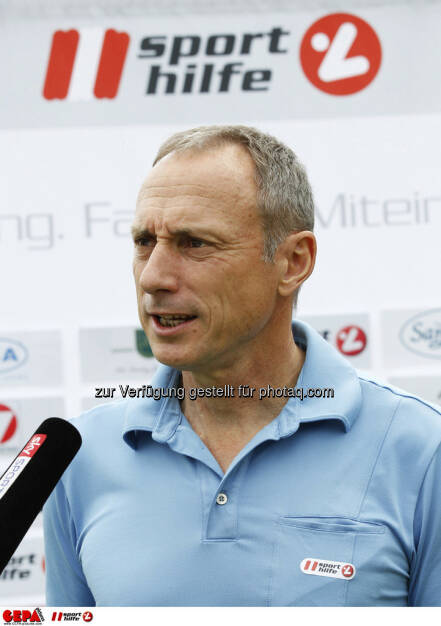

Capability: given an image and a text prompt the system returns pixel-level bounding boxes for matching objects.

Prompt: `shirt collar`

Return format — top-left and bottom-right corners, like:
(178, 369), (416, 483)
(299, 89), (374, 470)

(122, 319), (362, 449)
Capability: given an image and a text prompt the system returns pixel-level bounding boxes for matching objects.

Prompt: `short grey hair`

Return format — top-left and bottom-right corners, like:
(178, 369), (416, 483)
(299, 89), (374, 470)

(153, 125), (314, 262)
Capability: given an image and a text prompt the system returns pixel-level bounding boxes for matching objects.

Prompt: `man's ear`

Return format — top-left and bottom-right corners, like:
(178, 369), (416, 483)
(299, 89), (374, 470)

(276, 231), (317, 298)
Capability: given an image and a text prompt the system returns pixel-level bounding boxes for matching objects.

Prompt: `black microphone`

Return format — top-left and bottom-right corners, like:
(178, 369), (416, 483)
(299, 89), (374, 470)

(0, 417), (82, 573)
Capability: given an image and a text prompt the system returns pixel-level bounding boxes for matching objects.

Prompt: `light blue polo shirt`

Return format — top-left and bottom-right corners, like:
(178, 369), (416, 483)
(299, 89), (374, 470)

(43, 321), (441, 606)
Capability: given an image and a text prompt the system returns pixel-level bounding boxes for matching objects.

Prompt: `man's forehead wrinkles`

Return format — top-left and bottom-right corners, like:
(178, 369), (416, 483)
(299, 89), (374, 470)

(140, 183), (242, 202)
(136, 200), (237, 219)
(145, 182), (218, 189)
(133, 209), (220, 229)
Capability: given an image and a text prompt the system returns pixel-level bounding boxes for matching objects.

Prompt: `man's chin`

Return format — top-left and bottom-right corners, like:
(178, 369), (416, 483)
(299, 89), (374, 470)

(152, 349), (199, 371)
(146, 331), (208, 371)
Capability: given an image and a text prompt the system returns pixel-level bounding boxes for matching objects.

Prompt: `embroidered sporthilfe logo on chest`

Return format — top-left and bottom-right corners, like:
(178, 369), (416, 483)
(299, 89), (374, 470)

(300, 558), (356, 579)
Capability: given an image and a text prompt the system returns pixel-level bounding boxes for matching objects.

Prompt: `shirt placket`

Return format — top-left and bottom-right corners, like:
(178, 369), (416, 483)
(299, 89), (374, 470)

(162, 410), (299, 542)
(198, 455), (251, 541)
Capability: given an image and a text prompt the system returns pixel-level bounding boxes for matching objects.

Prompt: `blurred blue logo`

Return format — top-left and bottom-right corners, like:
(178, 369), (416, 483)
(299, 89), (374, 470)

(399, 309), (441, 359)
(0, 338), (29, 374)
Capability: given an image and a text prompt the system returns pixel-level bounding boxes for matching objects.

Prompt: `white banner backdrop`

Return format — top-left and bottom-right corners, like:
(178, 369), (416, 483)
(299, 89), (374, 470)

(1, 1), (440, 607)
(1, 114), (439, 421)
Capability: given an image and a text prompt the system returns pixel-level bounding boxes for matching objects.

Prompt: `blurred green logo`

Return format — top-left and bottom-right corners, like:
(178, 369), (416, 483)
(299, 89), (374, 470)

(135, 329), (154, 358)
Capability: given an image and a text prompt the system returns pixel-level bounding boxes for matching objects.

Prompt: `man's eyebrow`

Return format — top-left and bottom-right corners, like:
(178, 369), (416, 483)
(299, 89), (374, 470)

(131, 225), (152, 239)
(131, 225), (215, 240)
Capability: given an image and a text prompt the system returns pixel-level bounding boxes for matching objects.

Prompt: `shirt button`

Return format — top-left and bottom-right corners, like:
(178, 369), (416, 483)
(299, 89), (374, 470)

(216, 492), (228, 505)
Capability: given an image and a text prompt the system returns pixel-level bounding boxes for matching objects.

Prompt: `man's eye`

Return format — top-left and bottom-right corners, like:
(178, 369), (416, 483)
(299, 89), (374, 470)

(189, 238), (205, 248)
(181, 236), (206, 248)
(134, 237), (154, 247)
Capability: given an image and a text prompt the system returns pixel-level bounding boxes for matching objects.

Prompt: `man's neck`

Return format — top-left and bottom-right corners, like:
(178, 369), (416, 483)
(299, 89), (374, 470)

(179, 333), (305, 473)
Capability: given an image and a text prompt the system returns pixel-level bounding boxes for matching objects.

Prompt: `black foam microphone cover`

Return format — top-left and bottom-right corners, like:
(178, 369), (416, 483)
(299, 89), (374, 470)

(0, 417), (82, 573)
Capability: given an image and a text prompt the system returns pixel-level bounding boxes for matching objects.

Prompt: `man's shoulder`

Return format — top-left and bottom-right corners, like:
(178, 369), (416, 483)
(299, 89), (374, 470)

(69, 399), (131, 436)
(357, 373), (441, 450)
(358, 373), (441, 418)
(60, 399), (146, 492)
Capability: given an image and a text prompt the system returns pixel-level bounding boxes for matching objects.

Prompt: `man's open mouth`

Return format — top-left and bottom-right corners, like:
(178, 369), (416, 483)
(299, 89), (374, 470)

(154, 314), (197, 328)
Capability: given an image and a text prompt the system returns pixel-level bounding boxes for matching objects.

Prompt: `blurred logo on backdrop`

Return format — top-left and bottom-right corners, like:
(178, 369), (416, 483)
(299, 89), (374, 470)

(301, 314), (371, 369)
(382, 309), (441, 368)
(0, 399), (64, 456)
(335, 325), (367, 356)
(0, 540), (47, 610)
(43, 29), (130, 100)
(0, 332), (62, 387)
(300, 13), (382, 95)
(42, 14), (382, 103)
(399, 309), (441, 359)
(135, 329), (154, 358)
(0, 339), (28, 375)
(80, 326), (158, 385)
(0, 404), (18, 444)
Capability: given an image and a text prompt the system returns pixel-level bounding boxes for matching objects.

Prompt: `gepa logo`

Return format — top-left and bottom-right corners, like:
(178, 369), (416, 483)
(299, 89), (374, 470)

(399, 309), (441, 359)
(3, 608), (44, 623)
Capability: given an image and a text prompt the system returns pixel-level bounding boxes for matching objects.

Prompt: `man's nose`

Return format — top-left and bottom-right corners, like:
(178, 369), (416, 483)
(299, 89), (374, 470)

(138, 242), (179, 293)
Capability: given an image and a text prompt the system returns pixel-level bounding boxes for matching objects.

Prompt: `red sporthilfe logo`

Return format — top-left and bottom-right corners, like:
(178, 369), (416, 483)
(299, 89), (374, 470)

(341, 563), (355, 578)
(43, 28), (130, 100)
(336, 325), (367, 356)
(300, 13), (381, 95)
(82, 613), (93, 623)
(300, 557), (356, 579)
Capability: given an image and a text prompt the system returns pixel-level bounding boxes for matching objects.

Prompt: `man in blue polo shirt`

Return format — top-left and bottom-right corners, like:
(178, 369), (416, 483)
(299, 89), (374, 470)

(43, 125), (441, 606)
